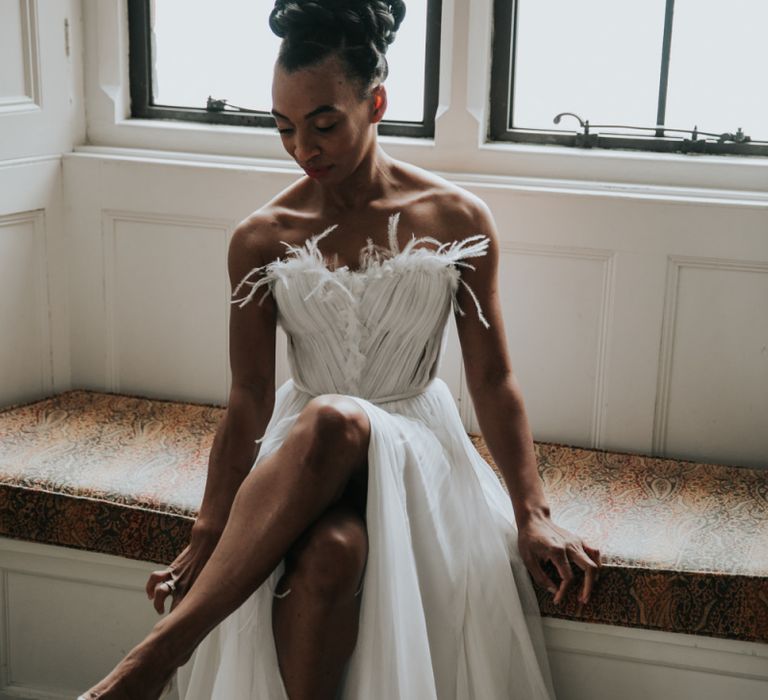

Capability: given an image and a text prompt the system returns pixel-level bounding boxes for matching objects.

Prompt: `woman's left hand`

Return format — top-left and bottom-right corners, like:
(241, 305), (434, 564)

(517, 512), (601, 606)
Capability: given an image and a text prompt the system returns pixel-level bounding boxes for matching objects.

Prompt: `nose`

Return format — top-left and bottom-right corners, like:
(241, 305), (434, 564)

(293, 130), (320, 163)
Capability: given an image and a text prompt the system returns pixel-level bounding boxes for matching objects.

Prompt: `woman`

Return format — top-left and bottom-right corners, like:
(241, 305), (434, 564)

(80, 1), (600, 698)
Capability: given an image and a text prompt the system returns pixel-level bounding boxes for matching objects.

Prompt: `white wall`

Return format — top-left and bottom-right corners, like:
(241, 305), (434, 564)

(64, 0), (768, 469)
(3, 537), (767, 700)
(0, 0), (85, 407)
(62, 150), (768, 469)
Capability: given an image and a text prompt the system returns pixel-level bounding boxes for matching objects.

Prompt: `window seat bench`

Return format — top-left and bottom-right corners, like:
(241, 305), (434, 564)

(1, 389), (766, 647)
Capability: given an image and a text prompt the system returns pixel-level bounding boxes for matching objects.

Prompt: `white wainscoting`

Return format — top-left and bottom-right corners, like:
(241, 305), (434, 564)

(100, 209), (232, 402)
(0, 156), (71, 408)
(0, 0), (84, 408)
(1, 536), (766, 700)
(542, 618), (768, 700)
(0, 209), (51, 397)
(63, 150), (768, 468)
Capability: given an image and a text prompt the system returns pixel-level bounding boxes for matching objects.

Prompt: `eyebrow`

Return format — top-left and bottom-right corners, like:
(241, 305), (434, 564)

(270, 105), (339, 122)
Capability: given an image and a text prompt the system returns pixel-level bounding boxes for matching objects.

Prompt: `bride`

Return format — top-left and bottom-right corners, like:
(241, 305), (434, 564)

(80, 1), (600, 698)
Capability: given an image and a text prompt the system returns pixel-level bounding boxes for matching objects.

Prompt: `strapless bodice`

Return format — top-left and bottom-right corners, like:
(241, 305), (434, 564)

(230, 212), (490, 403)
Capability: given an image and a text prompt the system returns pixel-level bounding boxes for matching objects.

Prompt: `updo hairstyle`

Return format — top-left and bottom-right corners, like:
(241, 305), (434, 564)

(269, 1), (407, 100)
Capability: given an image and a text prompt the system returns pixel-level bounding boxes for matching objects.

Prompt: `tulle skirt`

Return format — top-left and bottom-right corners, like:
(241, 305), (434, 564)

(175, 376), (556, 699)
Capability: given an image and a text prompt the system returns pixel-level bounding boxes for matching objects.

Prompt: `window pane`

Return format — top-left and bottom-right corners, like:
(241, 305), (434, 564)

(512, 0), (667, 133)
(151, 0), (426, 123)
(152, 0), (277, 110)
(380, 0), (427, 123)
(665, 0), (768, 142)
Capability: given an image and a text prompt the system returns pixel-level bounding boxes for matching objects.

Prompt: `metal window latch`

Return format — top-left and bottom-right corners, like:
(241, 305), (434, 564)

(553, 112), (755, 149)
(684, 125), (751, 151)
(206, 96), (229, 112)
(717, 127), (750, 144)
(206, 96), (258, 113)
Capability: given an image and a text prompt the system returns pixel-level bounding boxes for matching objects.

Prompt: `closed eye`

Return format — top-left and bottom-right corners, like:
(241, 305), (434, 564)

(277, 124), (337, 134)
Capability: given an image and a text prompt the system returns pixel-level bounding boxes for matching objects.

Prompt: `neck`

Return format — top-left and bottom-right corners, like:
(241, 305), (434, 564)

(318, 142), (396, 214)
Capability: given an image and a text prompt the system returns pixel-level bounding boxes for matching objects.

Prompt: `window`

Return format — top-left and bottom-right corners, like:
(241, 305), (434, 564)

(490, 0), (768, 157)
(127, 0), (442, 138)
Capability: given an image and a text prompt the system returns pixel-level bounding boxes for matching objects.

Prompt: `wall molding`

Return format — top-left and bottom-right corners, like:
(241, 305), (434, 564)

(0, 0), (42, 114)
(459, 242), (616, 449)
(653, 254), (768, 456)
(542, 617), (768, 683)
(0, 155), (60, 172)
(100, 209), (234, 394)
(1, 537), (765, 699)
(0, 538), (158, 700)
(0, 209), (53, 395)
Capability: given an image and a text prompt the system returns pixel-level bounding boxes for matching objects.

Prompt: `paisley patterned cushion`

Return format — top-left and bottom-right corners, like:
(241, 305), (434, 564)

(1, 390), (765, 642)
(471, 437), (768, 644)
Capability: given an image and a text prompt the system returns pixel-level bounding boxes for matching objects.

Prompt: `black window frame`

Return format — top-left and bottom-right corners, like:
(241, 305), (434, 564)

(490, 0), (768, 158)
(127, 0), (442, 139)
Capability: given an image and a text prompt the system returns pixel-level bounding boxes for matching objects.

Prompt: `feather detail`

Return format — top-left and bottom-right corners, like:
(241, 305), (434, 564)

(229, 211), (492, 329)
(230, 260), (277, 309)
(438, 233), (491, 262)
(454, 277), (491, 329)
(387, 211), (401, 254)
(441, 233), (492, 330)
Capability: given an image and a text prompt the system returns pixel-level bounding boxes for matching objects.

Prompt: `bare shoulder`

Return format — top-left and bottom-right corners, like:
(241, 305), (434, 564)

(439, 186), (496, 242)
(394, 161), (498, 244)
(228, 205), (296, 283)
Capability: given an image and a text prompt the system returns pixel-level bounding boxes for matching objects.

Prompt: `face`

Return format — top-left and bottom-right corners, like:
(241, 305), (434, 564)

(271, 54), (386, 181)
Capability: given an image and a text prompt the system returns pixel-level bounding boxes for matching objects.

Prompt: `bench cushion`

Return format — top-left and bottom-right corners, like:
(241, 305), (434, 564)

(471, 438), (767, 644)
(1, 390), (766, 643)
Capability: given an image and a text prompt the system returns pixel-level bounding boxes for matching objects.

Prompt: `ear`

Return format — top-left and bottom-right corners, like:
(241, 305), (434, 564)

(371, 84), (387, 124)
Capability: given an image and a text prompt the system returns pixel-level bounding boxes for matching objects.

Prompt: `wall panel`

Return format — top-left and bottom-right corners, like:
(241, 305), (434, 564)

(63, 153), (768, 467)
(102, 210), (231, 403)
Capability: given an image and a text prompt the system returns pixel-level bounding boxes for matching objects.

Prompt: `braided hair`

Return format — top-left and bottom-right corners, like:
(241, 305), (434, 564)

(269, 1), (407, 100)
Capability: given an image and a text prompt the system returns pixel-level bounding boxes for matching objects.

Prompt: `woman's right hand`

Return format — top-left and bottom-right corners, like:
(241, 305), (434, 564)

(145, 523), (222, 615)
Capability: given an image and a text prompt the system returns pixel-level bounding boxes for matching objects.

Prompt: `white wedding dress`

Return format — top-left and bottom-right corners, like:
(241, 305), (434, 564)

(175, 212), (557, 699)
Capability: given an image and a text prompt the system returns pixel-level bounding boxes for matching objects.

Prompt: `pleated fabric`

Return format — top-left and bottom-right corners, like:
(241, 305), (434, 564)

(175, 212), (557, 699)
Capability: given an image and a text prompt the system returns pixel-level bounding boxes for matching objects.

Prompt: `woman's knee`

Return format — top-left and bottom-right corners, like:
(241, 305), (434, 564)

(296, 395), (370, 469)
(288, 506), (368, 600)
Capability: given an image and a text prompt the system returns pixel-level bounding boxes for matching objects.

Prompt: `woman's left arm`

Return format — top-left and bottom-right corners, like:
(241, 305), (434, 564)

(452, 194), (602, 606)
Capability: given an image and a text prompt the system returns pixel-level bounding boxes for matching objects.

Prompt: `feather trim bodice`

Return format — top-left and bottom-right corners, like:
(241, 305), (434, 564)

(230, 212), (490, 403)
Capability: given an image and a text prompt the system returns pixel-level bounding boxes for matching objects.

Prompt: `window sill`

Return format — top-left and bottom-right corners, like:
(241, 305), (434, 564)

(472, 139), (768, 195)
(71, 141), (768, 211)
(83, 116), (768, 198)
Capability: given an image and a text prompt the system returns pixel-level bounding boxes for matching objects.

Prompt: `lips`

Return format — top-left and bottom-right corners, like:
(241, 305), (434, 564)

(304, 165), (333, 177)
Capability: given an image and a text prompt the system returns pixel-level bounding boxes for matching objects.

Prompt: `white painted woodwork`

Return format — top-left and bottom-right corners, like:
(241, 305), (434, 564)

(61, 151), (768, 468)
(1, 537), (766, 700)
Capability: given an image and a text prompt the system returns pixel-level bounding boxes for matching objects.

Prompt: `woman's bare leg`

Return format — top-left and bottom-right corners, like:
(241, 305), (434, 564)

(272, 505), (367, 698)
(80, 395), (370, 698)
(273, 477), (369, 699)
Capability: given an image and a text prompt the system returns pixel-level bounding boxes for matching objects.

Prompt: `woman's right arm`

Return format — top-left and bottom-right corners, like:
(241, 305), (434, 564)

(147, 213), (279, 612)
(193, 213), (278, 542)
